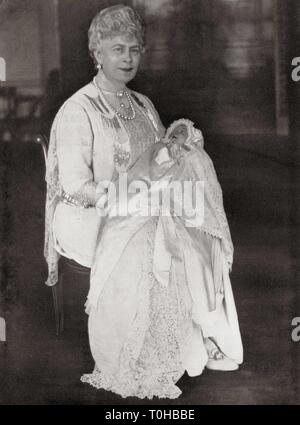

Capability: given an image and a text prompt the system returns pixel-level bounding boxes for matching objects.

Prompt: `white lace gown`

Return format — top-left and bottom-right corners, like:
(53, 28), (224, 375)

(81, 109), (243, 399)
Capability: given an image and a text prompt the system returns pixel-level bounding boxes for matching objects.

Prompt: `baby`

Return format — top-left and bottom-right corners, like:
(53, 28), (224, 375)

(153, 119), (203, 167)
(96, 119), (205, 212)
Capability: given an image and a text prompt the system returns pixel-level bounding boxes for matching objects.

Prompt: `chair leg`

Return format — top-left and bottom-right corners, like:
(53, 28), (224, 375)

(58, 272), (64, 333)
(51, 285), (60, 336)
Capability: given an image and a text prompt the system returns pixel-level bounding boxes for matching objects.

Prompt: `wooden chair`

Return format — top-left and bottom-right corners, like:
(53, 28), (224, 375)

(35, 134), (90, 336)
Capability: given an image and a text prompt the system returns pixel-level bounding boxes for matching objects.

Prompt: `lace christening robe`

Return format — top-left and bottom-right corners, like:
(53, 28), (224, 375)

(81, 116), (243, 399)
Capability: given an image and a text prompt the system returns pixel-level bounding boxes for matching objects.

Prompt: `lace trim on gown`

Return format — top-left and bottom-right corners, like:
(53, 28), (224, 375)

(81, 217), (193, 399)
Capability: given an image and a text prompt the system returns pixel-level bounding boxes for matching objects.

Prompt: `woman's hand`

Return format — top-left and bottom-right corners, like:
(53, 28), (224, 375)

(167, 141), (192, 164)
(167, 142), (182, 164)
(166, 133), (191, 164)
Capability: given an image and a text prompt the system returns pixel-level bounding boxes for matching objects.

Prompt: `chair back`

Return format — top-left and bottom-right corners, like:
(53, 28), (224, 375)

(33, 134), (90, 336)
(34, 134), (48, 167)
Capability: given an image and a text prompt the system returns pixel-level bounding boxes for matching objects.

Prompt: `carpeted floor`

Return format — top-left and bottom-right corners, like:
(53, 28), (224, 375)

(0, 132), (299, 405)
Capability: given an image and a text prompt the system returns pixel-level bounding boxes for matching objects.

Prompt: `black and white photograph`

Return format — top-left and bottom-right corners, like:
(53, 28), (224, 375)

(0, 0), (300, 407)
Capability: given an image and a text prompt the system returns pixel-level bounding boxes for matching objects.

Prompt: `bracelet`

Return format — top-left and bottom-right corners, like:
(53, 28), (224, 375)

(61, 190), (93, 208)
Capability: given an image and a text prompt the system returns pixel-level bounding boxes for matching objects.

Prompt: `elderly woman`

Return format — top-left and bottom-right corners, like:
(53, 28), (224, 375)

(45, 5), (163, 282)
(45, 4), (243, 399)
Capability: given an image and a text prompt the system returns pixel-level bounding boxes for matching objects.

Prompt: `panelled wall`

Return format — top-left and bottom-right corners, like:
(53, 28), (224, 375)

(2, 0), (298, 134)
(288, 0), (300, 133)
(0, 0), (60, 95)
(0, 0), (42, 94)
(131, 0), (275, 133)
(58, 0), (277, 134)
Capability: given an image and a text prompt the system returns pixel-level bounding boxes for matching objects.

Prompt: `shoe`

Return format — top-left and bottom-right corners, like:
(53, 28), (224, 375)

(205, 339), (239, 371)
(206, 357), (239, 371)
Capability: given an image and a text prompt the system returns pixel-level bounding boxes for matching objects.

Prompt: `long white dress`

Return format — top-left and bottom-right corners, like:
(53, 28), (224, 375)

(81, 113), (243, 399)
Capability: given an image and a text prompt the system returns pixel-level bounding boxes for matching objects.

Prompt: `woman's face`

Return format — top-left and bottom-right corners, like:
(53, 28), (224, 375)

(96, 34), (142, 86)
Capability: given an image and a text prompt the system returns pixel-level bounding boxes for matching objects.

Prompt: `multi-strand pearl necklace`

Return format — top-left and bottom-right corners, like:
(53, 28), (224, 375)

(93, 77), (136, 121)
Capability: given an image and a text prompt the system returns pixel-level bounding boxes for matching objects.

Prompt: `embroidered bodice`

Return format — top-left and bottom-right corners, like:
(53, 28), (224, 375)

(114, 102), (157, 173)
(44, 82), (164, 286)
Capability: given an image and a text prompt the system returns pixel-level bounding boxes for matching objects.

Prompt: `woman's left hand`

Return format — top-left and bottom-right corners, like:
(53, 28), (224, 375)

(167, 142), (184, 164)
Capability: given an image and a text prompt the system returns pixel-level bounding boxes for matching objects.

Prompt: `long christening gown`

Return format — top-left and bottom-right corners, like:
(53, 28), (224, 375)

(81, 106), (243, 399)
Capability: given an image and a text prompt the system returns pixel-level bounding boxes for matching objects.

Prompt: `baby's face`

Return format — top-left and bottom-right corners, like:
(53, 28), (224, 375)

(168, 124), (188, 146)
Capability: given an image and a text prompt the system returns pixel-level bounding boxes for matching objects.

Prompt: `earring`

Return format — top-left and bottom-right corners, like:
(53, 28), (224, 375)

(97, 63), (103, 70)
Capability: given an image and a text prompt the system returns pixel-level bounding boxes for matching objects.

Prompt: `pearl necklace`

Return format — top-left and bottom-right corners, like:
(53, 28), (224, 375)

(93, 77), (136, 121)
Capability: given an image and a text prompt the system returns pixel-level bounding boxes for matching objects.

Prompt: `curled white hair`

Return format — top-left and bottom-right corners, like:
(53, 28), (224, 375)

(88, 4), (146, 65)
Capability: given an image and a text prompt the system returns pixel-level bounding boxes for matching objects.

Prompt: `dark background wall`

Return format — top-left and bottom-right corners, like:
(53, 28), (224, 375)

(1, 0), (299, 135)
(1, 2), (300, 405)
(288, 0), (300, 134)
(58, 0), (276, 134)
